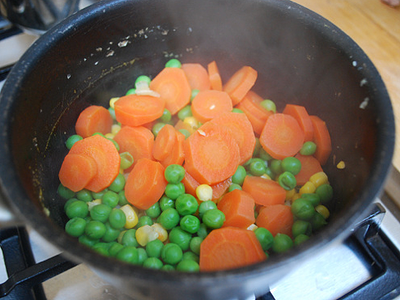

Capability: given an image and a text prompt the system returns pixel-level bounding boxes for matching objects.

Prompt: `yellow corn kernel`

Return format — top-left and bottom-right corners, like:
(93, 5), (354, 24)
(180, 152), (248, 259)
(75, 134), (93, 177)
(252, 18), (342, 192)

(109, 97), (119, 109)
(120, 204), (139, 229)
(292, 193), (301, 202)
(111, 124), (121, 135)
(183, 116), (199, 130)
(87, 199), (102, 211)
(309, 172), (329, 188)
(247, 224), (258, 231)
(151, 223), (168, 242)
(337, 161), (346, 169)
(105, 133), (115, 139)
(196, 184), (213, 202)
(286, 189), (296, 200)
(260, 174), (272, 180)
(315, 205), (330, 219)
(299, 181), (316, 195)
(136, 225), (159, 246)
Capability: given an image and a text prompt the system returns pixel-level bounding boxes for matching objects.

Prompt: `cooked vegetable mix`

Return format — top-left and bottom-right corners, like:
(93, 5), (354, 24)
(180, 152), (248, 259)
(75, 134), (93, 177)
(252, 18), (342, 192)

(58, 59), (333, 272)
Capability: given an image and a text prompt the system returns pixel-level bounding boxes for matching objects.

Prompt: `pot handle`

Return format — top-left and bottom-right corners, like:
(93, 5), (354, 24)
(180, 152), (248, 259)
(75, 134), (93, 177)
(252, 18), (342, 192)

(0, 190), (24, 228)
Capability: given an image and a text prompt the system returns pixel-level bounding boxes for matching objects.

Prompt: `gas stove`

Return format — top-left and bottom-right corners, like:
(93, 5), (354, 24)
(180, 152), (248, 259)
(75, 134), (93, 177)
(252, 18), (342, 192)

(1, 16), (400, 300)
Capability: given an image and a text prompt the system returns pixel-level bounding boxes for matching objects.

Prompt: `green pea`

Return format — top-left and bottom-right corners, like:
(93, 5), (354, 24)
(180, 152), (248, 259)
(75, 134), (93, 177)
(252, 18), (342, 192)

(272, 233), (293, 253)
(102, 222), (121, 242)
(300, 141), (317, 156)
(228, 183), (242, 192)
(161, 264), (175, 271)
(66, 200), (88, 219)
(292, 220), (312, 238)
(158, 208), (180, 230)
(270, 159), (283, 175)
(196, 223), (210, 239)
(232, 108), (244, 113)
(178, 105), (193, 121)
(278, 171), (297, 191)
(121, 229), (139, 247)
(58, 184), (75, 199)
(281, 157), (302, 175)
(182, 251), (199, 263)
(152, 122), (166, 137)
(92, 242), (110, 256)
(146, 239), (164, 258)
(175, 194), (199, 216)
(109, 174), (126, 193)
(264, 167), (274, 179)
(291, 198), (315, 221)
(301, 193), (320, 206)
(259, 148), (273, 161)
(164, 164), (186, 183)
(169, 227), (192, 251)
(160, 108), (172, 123)
(191, 89), (200, 101)
(102, 191), (120, 208)
(189, 236), (203, 255)
(64, 198), (78, 212)
(118, 190), (128, 206)
(165, 182), (185, 200)
(254, 227), (274, 251)
(85, 221), (106, 240)
(143, 202), (160, 219)
(198, 201), (216, 218)
(294, 234), (310, 246)
(137, 247), (148, 265)
(65, 217), (87, 237)
(90, 204), (112, 222)
(260, 99), (276, 113)
(179, 129), (191, 139)
(109, 208), (126, 229)
(161, 243), (183, 265)
(232, 165), (247, 185)
(78, 235), (98, 247)
(65, 134), (83, 149)
(165, 58), (181, 68)
(310, 212), (327, 231)
(176, 260), (199, 272)
(116, 246), (139, 264)
(126, 88), (136, 95)
(143, 257), (163, 269)
(249, 158), (267, 176)
(92, 189), (107, 200)
(316, 184), (333, 204)
(202, 209), (225, 229)
(135, 75), (151, 87)
(120, 152), (134, 170)
(109, 242), (124, 257)
(136, 215), (153, 228)
(108, 138), (120, 151)
(76, 189), (92, 202)
(180, 215), (201, 234)
(92, 132), (105, 138)
(159, 196), (175, 211)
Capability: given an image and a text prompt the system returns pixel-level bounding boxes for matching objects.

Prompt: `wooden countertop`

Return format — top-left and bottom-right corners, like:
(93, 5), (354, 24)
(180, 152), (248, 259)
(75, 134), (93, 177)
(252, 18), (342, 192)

(291, 0), (400, 202)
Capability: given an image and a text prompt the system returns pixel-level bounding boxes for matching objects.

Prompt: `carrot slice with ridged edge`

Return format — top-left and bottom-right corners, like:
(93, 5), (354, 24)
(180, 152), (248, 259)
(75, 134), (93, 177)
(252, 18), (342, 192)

(149, 67), (191, 115)
(211, 112), (256, 164)
(242, 176), (286, 206)
(183, 122), (240, 185)
(58, 153), (97, 192)
(75, 105), (113, 138)
(259, 113), (305, 160)
(310, 115), (332, 166)
(68, 134), (120, 192)
(283, 104), (314, 142)
(125, 158), (167, 210)
(207, 61), (223, 91)
(191, 90), (233, 124)
(182, 63), (211, 91)
(223, 66), (258, 106)
(159, 130), (186, 168)
(294, 153), (323, 186)
(152, 124), (177, 161)
(114, 94), (165, 127)
(256, 204), (294, 237)
(199, 227), (266, 271)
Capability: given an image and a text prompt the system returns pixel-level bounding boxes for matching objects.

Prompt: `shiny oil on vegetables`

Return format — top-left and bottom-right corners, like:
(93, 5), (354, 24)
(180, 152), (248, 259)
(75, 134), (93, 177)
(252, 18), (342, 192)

(58, 58), (333, 272)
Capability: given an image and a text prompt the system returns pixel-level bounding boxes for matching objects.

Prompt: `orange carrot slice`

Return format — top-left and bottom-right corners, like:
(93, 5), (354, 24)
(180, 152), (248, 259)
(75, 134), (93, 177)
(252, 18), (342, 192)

(152, 124), (177, 161)
(191, 90), (233, 124)
(236, 91), (273, 135)
(68, 135), (120, 192)
(159, 130), (185, 167)
(183, 122), (240, 185)
(181, 63), (211, 91)
(256, 204), (294, 237)
(242, 176), (286, 206)
(113, 126), (155, 169)
(259, 113), (305, 160)
(211, 112), (256, 164)
(75, 105), (113, 138)
(124, 158), (167, 210)
(149, 67), (191, 115)
(114, 94), (165, 127)
(199, 227), (266, 271)
(223, 66), (258, 106)
(217, 189), (255, 229)
(310, 115), (332, 166)
(294, 153), (323, 186)
(207, 61), (223, 91)
(283, 104), (314, 142)
(58, 153), (97, 192)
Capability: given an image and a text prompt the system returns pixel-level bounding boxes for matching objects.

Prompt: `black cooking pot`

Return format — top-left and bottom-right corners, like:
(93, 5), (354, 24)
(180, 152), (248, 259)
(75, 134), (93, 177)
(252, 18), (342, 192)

(0, 0), (395, 299)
